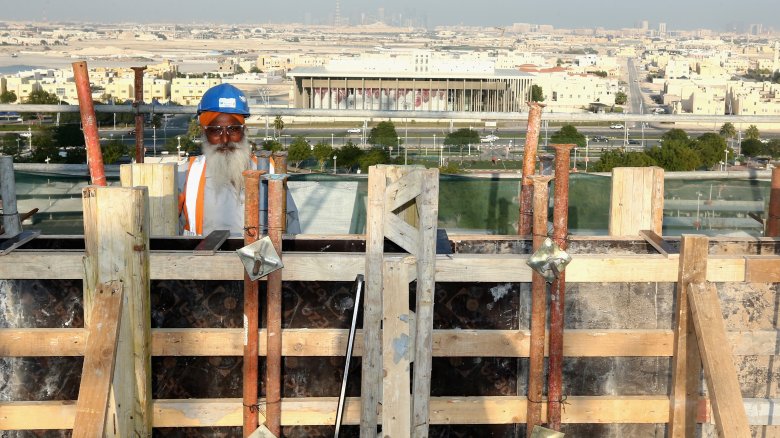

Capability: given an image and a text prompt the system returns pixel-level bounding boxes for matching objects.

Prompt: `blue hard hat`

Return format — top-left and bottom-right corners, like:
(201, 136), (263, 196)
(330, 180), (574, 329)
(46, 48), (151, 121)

(197, 83), (250, 117)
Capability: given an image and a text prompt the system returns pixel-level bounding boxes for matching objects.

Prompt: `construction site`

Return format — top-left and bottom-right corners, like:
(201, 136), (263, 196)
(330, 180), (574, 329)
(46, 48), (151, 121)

(1, 62), (780, 438)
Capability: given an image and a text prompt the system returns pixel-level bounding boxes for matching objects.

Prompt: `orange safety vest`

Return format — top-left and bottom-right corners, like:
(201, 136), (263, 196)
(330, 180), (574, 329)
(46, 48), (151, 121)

(178, 155), (258, 235)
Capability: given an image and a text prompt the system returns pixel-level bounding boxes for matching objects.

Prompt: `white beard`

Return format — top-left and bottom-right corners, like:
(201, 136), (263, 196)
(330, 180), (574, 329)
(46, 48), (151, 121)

(203, 135), (252, 191)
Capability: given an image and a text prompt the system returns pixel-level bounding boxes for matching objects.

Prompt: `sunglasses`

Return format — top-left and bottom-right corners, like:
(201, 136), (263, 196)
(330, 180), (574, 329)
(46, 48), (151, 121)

(204, 124), (244, 137)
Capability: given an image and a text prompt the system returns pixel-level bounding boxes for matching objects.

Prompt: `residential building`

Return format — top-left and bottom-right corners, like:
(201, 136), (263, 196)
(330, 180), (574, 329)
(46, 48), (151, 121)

(171, 77), (222, 106)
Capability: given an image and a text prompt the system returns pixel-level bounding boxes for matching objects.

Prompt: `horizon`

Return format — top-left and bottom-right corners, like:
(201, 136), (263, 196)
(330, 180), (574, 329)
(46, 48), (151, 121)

(1, 0), (779, 33)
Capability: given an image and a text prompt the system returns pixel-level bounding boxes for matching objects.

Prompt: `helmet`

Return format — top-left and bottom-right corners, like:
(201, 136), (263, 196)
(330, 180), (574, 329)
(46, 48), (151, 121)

(197, 83), (250, 117)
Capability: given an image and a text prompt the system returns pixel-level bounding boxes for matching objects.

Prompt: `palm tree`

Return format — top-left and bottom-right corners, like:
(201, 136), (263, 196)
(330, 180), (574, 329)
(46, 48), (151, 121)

(745, 125), (760, 141)
(273, 115), (284, 139)
(719, 122), (736, 139)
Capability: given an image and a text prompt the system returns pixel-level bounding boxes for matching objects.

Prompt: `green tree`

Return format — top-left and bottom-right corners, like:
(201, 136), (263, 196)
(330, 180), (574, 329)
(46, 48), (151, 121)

(368, 121), (399, 148)
(719, 122), (736, 139)
(273, 115), (284, 137)
(550, 124), (586, 147)
(0, 90), (16, 103)
(150, 114), (163, 129)
(235, 65), (245, 74)
(745, 125), (760, 140)
(531, 84), (544, 102)
(358, 147), (390, 173)
(445, 128), (481, 163)
(591, 149), (657, 172)
(740, 138), (764, 157)
(164, 135), (198, 155)
(249, 66), (262, 74)
(312, 141), (334, 171)
(287, 136), (312, 168)
(101, 140), (130, 164)
(661, 129), (690, 143)
(692, 133), (730, 169)
(25, 89), (60, 104)
(614, 91), (627, 105)
(52, 124), (84, 147)
(262, 139), (283, 152)
(646, 140), (701, 171)
(765, 139), (780, 158)
(0, 134), (23, 157)
(335, 141), (365, 171)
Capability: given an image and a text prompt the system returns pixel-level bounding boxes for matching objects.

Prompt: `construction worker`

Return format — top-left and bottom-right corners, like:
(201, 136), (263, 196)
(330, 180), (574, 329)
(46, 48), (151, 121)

(179, 83), (299, 236)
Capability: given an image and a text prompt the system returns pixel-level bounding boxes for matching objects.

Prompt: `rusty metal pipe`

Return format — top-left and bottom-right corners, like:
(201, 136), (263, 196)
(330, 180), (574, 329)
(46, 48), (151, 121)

(131, 66), (146, 163)
(766, 167), (780, 237)
(547, 143), (575, 431)
(526, 174), (554, 436)
(72, 61), (106, 186)
(519, 102), (544, 235)
(265, 174), (286, 437)
(242, 170), (263, 436)
(271, 151), (288, 174)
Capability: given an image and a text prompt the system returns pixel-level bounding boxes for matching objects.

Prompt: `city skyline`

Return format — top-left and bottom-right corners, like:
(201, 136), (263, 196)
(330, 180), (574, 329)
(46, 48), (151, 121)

(2, 0), (779, 32)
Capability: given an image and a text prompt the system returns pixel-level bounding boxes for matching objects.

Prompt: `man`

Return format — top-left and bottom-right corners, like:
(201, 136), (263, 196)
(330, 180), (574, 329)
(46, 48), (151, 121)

(179, 83), (299, 236)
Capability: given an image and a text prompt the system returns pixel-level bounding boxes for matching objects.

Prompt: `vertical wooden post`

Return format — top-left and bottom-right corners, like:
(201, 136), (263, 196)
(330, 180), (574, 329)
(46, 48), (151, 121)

(361, 166), (387, 437)
(412, 168), (438, 438)
(668, 235), (707, 438)
(265, 174), (286, 437)
(609, 167), (664, 236)
(82, 186), (151, 437)
(120, 163), (178, 236)
(0, 155), (21, 237)
(382, 257), (414, 437)
(766, 167), (780, 237)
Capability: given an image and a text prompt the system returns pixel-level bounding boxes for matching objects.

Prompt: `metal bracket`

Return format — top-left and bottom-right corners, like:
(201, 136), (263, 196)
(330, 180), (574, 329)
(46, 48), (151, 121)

(526, 237), (572, 283)
(236, 236), (284, 281)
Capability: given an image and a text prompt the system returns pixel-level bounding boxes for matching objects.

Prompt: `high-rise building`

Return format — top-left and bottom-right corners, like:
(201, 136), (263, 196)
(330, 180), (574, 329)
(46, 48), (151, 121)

(658, 22), (667, 35)
(378, 7), (385, 24)
(334, 0), (342, 27)
(641, 20), (649, 31)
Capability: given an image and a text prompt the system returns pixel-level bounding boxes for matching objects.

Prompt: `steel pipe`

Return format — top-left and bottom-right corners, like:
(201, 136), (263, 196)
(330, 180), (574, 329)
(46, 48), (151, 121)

(526, 174), (554, 436)
(767, 167), (780, 237)
(131, 67), (147, 164)
(256, 151), (272, 235)
(265, 174), (287, 437)
(72, 62), (106, 187)
(547, 143), (575, 431)
(241, 170), (263, 436)
(519, 102), (544, 235)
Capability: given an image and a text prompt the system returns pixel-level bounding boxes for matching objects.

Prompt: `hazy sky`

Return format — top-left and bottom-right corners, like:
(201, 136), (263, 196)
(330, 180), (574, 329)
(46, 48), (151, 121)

(4, 0), (779, 31)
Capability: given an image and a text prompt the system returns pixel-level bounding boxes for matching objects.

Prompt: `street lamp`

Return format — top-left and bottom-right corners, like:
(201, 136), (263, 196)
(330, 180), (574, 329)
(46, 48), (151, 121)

(177, 136), (182, 157)
(331, 133), (334, 148)
(333, 155), (337, 174)
(723, 149), (729, 171)
(439, 145), (444, 166)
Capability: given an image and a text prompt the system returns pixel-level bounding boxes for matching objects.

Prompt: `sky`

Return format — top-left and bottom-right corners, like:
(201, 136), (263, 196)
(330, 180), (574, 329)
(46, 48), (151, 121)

(3, 0), (779, 32)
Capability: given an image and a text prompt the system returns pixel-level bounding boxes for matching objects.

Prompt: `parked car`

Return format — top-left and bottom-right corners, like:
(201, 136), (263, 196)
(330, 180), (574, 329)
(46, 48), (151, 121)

(591, 136), (609, 143)
(347, 128), (361, 134)
(609, 124), (624, 129)
(480, 134), (499, 143)
(627, 139), (641, 145)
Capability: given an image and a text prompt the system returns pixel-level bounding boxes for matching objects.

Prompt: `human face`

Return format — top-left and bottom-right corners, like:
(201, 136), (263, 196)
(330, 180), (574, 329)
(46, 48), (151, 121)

(203, 113), (245, 153)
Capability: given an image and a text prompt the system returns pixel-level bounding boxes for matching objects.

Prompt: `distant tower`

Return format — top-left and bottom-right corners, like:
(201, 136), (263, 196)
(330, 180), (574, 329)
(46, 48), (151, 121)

(641, 20), (649, 31)
(658, 22), (667, 36)
(378, 7), (385, 24)
(334, 0), (341, 27)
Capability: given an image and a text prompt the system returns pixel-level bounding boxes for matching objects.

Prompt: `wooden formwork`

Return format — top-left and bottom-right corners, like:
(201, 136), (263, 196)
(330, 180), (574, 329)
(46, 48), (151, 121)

(0, 166), (779, 436)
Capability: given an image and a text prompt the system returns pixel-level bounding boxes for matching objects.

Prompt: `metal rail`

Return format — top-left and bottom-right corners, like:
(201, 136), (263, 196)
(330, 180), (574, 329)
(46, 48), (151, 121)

(1, 104), (779, 124)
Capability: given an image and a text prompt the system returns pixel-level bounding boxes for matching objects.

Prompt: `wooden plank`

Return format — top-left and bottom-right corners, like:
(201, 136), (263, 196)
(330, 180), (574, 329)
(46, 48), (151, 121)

(9, 327), (780, 358)
(382, 259), (413, 437)
(0, 230), (40, 255)
(412, 168), (439, 438)
(745, 257), (780, 282)
(687, 282), (751, 437)
(384, 169), (423, 212)
(82, 186), (152, 437)
(669, 235), (707, 438)
(1, 396), (714, 429)
(361, 165), (386, 437)
(384, 213), (420, 254)
(0, 251), (756, 283)
(639, 229), (678, 258)
(193, 230), (230, 255)
(609, 167), (664, 236)
(73, 282), (124, 438)
(120, 163), (178, 236)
